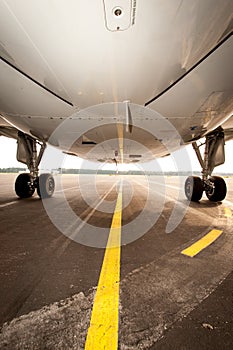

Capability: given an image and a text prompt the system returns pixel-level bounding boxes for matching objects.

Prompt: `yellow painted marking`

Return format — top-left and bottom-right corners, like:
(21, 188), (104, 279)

(224, 207), (232, 218)
(85, 182), (122, 350)
(181, 229), (223, 258)
(117, 123), (124, 163)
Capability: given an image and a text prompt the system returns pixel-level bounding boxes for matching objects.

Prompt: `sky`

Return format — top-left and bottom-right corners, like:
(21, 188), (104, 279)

(1, 136), (233, 173)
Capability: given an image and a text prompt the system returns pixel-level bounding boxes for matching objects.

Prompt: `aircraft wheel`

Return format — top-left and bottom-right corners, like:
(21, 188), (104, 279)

(37, 173), (55, 198)
(205, 176), (227, 202)
(15, 173), (35, 198)
(185, 176), (203, 201)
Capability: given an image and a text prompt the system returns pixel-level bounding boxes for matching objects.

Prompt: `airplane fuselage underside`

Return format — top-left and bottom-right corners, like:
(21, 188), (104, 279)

(0, 0), (232, 202)
(0, 0), (232, 164)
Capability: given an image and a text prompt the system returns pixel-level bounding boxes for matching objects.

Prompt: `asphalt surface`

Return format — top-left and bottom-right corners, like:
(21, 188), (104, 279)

(0, 173), (233, 349)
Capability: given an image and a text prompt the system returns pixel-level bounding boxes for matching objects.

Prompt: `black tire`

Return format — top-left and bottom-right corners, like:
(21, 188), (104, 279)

(205, 176), (227, 202)
(15, 173), (35, 198)
(37, 173), (55, 198)
(185, 176), (203, 201)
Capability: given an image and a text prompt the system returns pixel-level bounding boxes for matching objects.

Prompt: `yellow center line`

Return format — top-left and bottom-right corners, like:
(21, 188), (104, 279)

(117, 123), (124, 163)
(181, 229), (223, 258)
(224, 207), (232, 218)
(85, 181), (123, 350)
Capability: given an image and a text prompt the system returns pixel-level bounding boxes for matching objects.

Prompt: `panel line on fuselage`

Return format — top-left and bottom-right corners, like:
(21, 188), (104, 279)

(0, 56), (74, 107)
(144, 31), (233, 107)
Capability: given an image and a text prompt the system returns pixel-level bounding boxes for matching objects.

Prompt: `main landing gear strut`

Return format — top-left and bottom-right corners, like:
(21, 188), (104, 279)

(185, 127), (227, 202)
(15, 132), (55, 199)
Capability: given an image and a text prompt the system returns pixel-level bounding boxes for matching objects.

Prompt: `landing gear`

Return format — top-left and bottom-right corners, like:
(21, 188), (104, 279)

(15, 173), (35, 198)
(185, 176), (203, 202)
(15, 132), (55, 199)
(37, 173), (55, 198)
(205, 176), (227, 202)
(185, 127), (227, 202)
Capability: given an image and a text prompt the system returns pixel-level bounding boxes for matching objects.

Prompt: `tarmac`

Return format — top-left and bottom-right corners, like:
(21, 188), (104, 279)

(0, 173), (233, 349)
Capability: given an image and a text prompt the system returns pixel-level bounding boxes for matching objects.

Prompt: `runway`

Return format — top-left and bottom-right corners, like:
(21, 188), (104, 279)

(0, 173), (233, 349)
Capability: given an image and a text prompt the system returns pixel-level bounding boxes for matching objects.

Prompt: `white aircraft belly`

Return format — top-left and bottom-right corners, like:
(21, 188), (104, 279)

(0, 1), (232, 162)
(0, 0), (232, 107)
